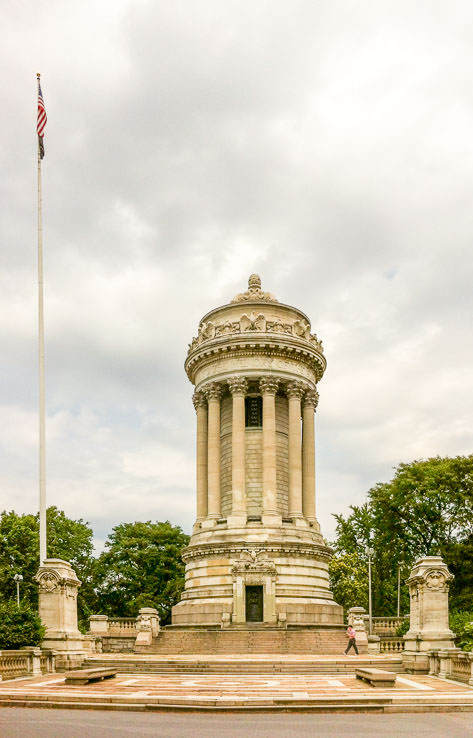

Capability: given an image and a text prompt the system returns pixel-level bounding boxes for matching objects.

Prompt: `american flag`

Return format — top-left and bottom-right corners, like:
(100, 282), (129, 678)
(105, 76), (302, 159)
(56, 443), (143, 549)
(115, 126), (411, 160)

(37, 82), (47, 159)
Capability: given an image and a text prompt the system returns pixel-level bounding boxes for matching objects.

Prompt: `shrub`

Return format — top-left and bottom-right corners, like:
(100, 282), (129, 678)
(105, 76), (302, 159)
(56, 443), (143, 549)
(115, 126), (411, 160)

(450, 610), (473, 652)
(0, 601), (45, 649)
(395, 617), (410, 637)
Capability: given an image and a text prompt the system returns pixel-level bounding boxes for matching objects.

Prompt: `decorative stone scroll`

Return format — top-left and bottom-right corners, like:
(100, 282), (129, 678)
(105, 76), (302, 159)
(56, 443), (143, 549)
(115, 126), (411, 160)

(259, 376), (279, 395)
(192, 390), (207, 410)
(303, 388), (319, 410)
(227, 376), (248, 395)
(203, 382), (223, 401)
(286, 380), (306, 400)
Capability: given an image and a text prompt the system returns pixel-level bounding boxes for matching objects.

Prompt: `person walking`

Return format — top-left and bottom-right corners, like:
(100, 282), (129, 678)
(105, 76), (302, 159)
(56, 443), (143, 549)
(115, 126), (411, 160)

(344, 624), (359, 656)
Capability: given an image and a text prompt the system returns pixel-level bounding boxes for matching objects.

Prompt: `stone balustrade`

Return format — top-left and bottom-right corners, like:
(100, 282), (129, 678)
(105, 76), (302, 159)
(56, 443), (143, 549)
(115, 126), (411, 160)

(428, 648), (473, 686)
(89, 610), (160, 653)
(0, 648), (56, 681)
(379, 638), (404, 653)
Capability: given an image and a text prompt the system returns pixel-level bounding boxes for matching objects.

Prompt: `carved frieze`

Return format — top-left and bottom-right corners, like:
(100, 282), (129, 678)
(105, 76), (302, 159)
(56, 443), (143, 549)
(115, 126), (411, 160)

(240, 312), (265, 331)
(231, 549), (277, 577)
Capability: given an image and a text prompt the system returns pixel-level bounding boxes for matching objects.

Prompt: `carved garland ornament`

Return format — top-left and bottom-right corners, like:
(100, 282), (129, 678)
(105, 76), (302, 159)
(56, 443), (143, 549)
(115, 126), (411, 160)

(188, 318), (323, 354)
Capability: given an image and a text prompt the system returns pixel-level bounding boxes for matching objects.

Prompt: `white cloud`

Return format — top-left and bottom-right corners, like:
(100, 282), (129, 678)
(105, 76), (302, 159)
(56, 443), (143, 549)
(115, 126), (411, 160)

(1, 0), (472, 550)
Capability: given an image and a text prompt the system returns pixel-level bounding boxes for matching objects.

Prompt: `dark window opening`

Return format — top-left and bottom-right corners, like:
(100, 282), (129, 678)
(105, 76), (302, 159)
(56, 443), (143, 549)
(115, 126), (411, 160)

(245, 396), (262, 427)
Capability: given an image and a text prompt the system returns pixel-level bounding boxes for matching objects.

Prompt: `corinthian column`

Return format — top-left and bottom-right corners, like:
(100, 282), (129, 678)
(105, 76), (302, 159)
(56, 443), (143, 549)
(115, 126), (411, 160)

(193, 391), (208, 528)
(287, 381), (305, 524)
(302, 388), (319, 526)
(259, 376), (281, 525)
(227, 376), (248, 526)
(204, 382), (222, 523)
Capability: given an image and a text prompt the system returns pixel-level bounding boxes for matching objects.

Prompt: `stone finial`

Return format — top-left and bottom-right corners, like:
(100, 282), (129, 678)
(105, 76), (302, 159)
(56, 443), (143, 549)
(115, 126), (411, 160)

(248, 274), (261, 290)
(231, 274), (278, 304)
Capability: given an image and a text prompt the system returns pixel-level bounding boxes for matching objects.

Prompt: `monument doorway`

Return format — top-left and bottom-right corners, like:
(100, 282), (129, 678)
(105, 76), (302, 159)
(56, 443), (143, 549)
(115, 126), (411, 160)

(245, 585), (263, 622)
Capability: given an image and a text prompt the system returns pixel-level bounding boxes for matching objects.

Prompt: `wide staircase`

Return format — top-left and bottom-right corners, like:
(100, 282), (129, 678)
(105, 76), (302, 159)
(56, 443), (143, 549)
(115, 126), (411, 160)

(83, 654), (404, 675)
(134, 626), (348, 655)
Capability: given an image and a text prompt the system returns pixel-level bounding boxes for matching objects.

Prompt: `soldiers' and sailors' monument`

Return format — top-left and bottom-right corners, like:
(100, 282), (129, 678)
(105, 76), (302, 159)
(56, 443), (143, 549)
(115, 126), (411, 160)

(172, 275), (343, 628)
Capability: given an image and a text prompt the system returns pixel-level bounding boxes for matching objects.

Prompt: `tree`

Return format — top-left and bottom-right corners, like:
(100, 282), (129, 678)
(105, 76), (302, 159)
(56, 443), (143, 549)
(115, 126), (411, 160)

(0, 601), (45, 649)
(0, 507), (96, 628)
(332, 455), (473, 616)
(94, 520), (189, 624)
(328, 551), (368, 613)
(442, 534), (473, 611)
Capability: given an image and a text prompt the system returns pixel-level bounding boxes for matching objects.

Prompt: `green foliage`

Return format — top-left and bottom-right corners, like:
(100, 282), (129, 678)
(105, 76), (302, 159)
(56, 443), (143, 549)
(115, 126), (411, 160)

(329, 551), (368, 613)
(332, 455), (473, 617)
(0, 601), (45, 649)
(94, 520), (189, 624)
(450, 611), (473, 652)
(442, 535), (473, 611)
(395, 617), (410, 637)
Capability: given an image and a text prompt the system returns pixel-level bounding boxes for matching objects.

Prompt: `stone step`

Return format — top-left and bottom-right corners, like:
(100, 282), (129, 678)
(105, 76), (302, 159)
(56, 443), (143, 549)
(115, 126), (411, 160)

(134, 628), (350, 655)
(84, 657), (404, 675)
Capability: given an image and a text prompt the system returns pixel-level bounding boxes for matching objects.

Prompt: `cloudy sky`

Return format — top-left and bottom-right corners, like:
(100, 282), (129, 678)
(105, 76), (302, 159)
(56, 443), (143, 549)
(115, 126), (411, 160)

(2, 1), (473, 552)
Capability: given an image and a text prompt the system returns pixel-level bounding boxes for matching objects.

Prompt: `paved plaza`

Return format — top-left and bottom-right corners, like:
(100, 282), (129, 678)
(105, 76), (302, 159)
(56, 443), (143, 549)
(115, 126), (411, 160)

(0, 667), (472, 713)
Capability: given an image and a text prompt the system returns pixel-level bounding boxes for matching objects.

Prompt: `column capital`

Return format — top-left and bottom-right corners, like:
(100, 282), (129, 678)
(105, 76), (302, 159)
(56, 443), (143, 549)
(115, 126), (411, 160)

(227, 376), (248, 395)
(204, 382), (223, 401)
(286, 380), (306, 400)
(192, 390), (207, 410)
(259, 376), (279, 395)
(303, 388), (319, 410)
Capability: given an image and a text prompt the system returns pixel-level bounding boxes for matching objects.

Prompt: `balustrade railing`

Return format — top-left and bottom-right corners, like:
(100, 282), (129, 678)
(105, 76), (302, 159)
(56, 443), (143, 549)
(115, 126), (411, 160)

(108, 617), (137, 634)
(371, 616), (408, 636)
(428, 649), (473, 686)
(379, 638), (404, 653)
(0, 649), (56, 681)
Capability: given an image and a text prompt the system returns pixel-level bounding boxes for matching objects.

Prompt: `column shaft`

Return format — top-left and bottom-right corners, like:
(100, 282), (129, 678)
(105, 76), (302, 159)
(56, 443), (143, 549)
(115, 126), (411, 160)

(302, 390), (318, 522)
(228, 377), (248, 521)
(260, 377), (279, 517)
(287, 382), (304, 519)
(205, 383), (222, 520)
(193, 392), (208, 521)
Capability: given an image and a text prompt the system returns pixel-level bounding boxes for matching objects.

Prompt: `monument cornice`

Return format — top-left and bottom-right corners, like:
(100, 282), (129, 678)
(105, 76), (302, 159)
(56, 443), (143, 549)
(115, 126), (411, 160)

(185, 335), (326, 383)
(182, 540), (334, 562)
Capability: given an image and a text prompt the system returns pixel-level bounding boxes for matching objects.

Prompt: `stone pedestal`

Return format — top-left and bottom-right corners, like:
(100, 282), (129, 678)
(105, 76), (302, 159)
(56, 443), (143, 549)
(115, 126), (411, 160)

(35, 558), (85, 670)
(347, 606), (368, 652)
(402, 555), (455, 674)
(134, 607), (160, 650)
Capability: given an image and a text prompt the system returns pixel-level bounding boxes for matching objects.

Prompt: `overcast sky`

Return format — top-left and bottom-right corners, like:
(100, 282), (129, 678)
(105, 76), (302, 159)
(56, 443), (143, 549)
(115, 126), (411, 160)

(2, 1), (473, 553)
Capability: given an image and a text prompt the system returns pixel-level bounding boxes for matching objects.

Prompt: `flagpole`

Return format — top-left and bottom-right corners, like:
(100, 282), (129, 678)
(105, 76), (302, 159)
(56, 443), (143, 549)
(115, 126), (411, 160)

(37, 72), (47, 565)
